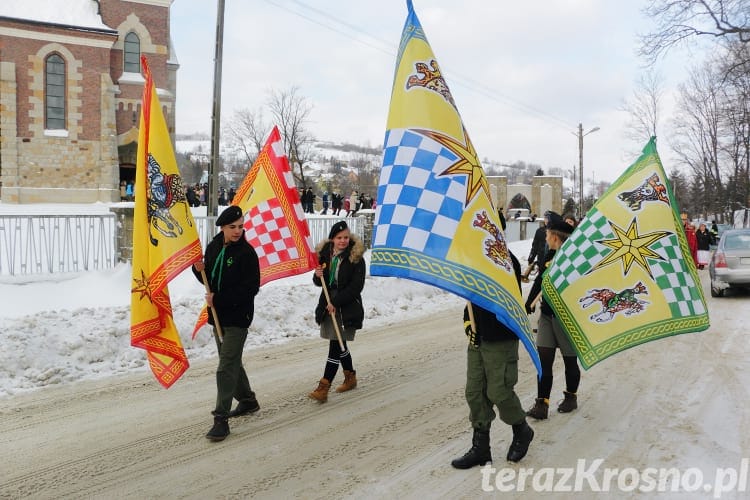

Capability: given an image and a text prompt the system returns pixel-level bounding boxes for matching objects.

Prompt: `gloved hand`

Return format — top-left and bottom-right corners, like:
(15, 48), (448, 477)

(464, 320), (480, 347)
(525, 302), (535, 315)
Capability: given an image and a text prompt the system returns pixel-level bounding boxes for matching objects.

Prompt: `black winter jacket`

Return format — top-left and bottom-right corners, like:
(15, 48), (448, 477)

(528, 224), (547, 266)
(526, 248), (556, 317)
(313, 235), (366, 329)
(696, 229), (714, 251)
(193, 231), (260, 328)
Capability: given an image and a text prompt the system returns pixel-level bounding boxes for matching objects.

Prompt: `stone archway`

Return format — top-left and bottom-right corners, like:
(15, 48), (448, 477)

(486, 175), (563, 217)
(508, 192), (531, 211)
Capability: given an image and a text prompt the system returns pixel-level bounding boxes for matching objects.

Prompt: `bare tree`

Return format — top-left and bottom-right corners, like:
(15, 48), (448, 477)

(225, 107), (268, 165)
(717, 43), (750, 213)
(621, 72), (664, 149)
(671, 62), (724, 217)
(267, 86), (314, 187)
(639, 0), (750, 65)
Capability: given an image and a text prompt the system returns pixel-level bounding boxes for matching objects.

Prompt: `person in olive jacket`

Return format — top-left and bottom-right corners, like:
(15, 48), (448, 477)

(308, 220), (366, 403)
(193, 205), (261, 442)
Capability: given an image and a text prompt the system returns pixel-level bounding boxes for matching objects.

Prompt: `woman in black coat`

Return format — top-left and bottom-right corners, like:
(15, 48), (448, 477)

(308, 221), (366, 403)
(695, 222), (714, 269)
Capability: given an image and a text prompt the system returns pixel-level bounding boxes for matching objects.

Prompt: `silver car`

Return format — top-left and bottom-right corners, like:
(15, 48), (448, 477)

(709, 228), (750, 297)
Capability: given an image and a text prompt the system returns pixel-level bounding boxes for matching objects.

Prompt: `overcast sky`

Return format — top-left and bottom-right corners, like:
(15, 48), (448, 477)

(169, 0), (705, 186)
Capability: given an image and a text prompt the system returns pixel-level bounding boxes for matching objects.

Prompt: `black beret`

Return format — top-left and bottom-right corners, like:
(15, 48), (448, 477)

(328, 220), (348, 239)
(546, 211), (574, 235)
(215, 205), (244, 226)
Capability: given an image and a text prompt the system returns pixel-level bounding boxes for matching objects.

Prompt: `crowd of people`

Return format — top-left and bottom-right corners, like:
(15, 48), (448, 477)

(122, 177), (377, 217)
(683, 217), (718, 270)
(183, 184), (238, 208)
(299, 188), (376, 215)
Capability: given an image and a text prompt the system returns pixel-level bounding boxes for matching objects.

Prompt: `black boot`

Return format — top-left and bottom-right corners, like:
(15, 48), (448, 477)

(206, 416), (230, 442)
(451, 429), (491, 469)
(228, 397), (260, 417)
(506, 422), (534, 462)
(557, 391), (578, 413)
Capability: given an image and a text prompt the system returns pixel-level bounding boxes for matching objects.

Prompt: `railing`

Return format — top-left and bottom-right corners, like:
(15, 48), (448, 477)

(0, 209), (524, 277)
(0, 214), (118, 276)
(0, 212), (367, 277)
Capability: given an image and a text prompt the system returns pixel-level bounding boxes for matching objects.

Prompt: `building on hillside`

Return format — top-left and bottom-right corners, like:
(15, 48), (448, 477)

(0, 0), (178, 204)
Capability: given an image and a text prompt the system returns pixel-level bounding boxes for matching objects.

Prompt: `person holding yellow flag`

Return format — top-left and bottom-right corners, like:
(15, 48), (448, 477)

(193, 205), (261, 442)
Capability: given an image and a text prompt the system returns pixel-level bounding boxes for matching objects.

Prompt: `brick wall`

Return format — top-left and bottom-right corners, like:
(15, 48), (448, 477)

(0, 0), (175, 203)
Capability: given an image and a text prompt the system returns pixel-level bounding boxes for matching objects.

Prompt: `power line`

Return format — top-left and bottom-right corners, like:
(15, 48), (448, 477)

(263, 0), (576, 132)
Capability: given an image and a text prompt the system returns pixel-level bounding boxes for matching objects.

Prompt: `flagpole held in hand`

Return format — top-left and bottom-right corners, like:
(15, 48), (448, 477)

(320, 263), (346, 352)
(530, 291), (543, 310)
(200, 269), (224, 343)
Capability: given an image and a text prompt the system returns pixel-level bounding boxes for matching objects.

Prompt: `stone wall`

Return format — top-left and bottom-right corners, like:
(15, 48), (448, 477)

(486, 175), (563, 216)
(110, 205), (134, 263)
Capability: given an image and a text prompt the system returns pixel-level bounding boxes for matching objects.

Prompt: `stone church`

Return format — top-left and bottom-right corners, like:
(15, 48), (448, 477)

(0, 0), (177, 203)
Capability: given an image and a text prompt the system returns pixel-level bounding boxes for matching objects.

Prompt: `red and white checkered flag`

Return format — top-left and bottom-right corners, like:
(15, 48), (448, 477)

(193, 126), (316, 338)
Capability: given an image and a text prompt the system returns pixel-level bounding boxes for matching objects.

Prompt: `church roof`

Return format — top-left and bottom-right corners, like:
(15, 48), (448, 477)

(0, 0), (113, 32)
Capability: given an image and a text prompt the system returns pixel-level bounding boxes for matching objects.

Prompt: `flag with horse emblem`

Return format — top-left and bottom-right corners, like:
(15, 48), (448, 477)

(369, 0), (539, 374)
(542, 138), (709, 369)
(192, 126), (316, 338)
(131, 56), (202, 388)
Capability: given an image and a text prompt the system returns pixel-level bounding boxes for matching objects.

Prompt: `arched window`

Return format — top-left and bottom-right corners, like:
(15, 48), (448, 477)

(124, 32), (140, 73)
(45, 54), (65, 130)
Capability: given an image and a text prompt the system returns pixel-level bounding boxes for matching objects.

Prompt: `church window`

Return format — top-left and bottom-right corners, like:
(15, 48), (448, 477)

(124, 32), (141, 73)
(45, 54), (65, 130)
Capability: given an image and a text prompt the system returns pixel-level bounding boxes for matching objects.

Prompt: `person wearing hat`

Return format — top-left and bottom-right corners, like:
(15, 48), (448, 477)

(193, 205), (261, 441)
(524, 211), (581, 420)
(308, 220), (366, 403)
(451, 210), (534, 468)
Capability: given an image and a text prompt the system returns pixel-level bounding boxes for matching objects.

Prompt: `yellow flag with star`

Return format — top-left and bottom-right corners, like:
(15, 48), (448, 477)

(542, 138), (709, 369)
(370, 0), (538, 374)
(130, 56), (202, 388)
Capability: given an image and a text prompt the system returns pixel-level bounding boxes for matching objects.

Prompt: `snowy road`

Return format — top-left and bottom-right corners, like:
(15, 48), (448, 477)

(0, 272), (748, 499)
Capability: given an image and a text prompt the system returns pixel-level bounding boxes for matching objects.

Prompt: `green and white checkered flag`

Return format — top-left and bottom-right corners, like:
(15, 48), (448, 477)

(543, 138), (709, 369)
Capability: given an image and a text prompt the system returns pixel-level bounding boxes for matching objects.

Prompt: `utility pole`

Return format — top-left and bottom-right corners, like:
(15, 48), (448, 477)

(576, 123), (600, 218)
(208, 0), (226, 217)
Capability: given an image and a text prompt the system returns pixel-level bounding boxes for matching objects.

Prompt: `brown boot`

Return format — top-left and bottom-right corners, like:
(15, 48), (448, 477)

(526, 398), (549, 420)
(336, 370), (357, 393)
(557, 391), (578, 413)
(308, 378), (331, 403)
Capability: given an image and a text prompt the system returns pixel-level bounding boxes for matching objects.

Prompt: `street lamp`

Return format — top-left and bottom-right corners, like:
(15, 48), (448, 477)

(575, 123), (600, 218)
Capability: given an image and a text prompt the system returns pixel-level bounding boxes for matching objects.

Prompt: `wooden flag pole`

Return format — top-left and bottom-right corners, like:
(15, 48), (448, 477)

(200, 269), (224, 343)
(320, 264), (346, 352)
(466, 301), (476, 332)
(530, 291), (543, 309)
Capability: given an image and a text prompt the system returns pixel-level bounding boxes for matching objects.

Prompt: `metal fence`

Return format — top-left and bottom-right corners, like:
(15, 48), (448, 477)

(0, 213), (367, 277)
(0, 214), (118, 276)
